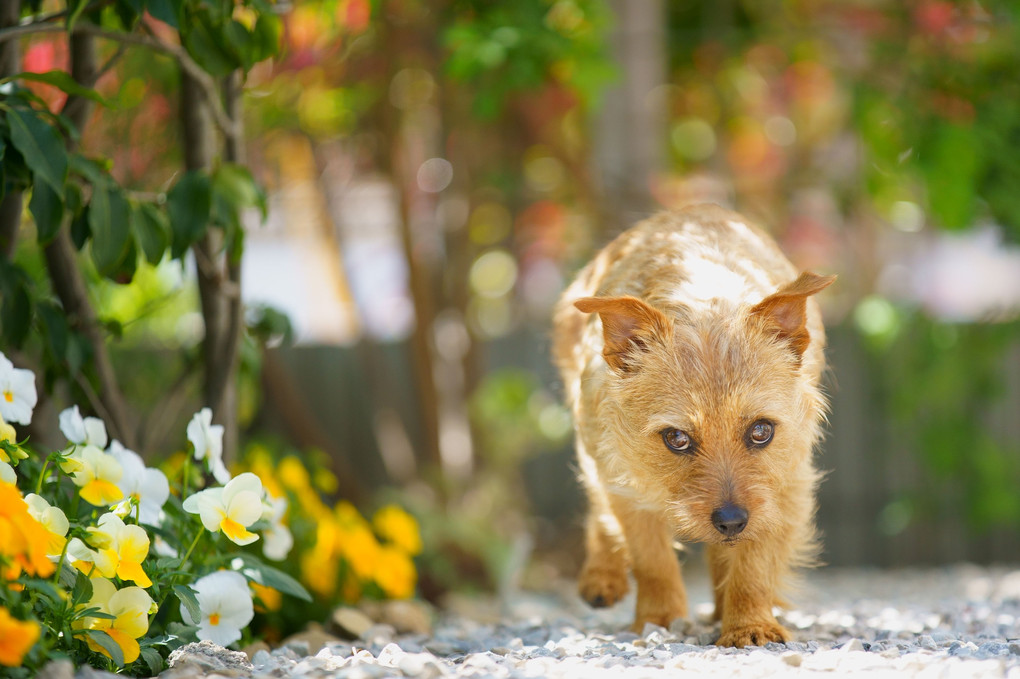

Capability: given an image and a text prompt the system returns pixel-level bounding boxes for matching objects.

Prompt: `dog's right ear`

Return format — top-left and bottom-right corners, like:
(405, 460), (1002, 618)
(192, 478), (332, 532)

(574, 296), (670, 372)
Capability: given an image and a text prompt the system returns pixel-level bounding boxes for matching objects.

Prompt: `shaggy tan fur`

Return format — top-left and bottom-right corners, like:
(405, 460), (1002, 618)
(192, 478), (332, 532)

(552, 204), (834, 647)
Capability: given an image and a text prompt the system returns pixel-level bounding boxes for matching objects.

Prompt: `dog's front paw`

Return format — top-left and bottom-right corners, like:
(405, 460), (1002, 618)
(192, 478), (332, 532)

(578, 563), (629, 608)
(716, 620), (790, 648)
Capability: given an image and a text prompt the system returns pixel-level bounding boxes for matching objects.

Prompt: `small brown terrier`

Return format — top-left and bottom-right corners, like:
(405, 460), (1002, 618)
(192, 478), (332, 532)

(553, 204), (834, 648)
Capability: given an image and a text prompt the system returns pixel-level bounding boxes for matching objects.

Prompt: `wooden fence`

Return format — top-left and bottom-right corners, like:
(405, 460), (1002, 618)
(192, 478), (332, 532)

(263, 323), (1020, 567)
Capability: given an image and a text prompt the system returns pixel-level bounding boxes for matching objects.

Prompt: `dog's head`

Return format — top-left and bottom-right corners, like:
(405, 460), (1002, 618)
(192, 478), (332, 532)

(574, 272), (834, 545)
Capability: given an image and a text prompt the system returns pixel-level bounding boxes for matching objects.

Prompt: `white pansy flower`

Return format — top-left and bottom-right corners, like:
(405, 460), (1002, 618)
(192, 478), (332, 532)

(59, 405), (109, 449)
(180, 570), (254, 647)
(261, 495), (293, 562)
(187, 408), (230, 484)
(0, 459), (15, 484)
(108, 441), (170, 526)
(182, 473), (263, 546)
(0, 352), (38, 426)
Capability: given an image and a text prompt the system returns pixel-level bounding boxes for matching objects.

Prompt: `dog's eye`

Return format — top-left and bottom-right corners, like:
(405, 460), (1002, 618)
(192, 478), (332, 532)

(661, 428), (692, 454)
(747, 420), (774, 447)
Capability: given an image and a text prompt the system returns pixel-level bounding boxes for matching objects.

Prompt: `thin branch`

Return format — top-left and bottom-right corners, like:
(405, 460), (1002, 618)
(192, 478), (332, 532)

(94, 40), (128, 83)
(73, 372), (117, 436)
(0, 22), (239, 139)
(137, 360), (199, 454)
(191, 243), (241, 299)
(16, 0), (117, 29)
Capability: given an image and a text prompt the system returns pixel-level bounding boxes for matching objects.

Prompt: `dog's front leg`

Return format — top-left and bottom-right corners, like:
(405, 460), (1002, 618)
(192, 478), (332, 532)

(711, 537), (792, 648)
(609, 494), (688, 632)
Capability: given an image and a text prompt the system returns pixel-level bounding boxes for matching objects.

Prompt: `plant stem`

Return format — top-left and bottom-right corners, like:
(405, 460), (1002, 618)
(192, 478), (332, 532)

(35, 458), (50, 494)
(179, 529), (203, 569)
(52, 540), (70, 586)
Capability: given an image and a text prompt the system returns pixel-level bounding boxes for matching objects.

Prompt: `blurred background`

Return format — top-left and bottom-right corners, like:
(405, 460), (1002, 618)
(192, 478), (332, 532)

(4, 0), (1020, 614)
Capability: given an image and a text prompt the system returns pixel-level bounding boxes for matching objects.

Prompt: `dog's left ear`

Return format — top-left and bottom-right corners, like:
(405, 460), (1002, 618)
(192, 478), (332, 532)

(750, 272), (836, 358)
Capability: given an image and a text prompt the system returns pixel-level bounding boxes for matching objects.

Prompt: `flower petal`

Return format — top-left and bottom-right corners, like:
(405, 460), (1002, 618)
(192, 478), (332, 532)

(222, 473), (263, 507)
(220, 517), (259, 546)
(140, 468), (170, 508)
(225, 490), (263, 528)
(81, 480), (124, 507)
(59, 406), (87, 444)
(0, 461), (15, 484)
(197, 619), (242, 648)
(83, 417), (108, 449)
(107, 587), (152, 637)
(116, 559), (152, 588)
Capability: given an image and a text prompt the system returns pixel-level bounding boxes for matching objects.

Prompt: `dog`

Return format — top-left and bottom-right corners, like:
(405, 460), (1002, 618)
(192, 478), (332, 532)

(552, 204), (835, 647)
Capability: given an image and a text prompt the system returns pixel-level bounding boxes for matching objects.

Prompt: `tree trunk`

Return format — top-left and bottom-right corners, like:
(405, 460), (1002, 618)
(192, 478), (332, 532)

(593, 0), (667, 234)
(376, 18), (444, 474)
(43, 27), (137, 448)
(0, 1), (22, 257)
(180, 68), (240, 463)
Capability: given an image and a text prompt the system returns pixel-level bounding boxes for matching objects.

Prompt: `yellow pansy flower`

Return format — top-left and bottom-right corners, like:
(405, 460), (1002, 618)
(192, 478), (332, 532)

(338, 523), (380, 580)
(0, 481), (54, 580)
(69, 446), (124, 507)
(373, 545), (416, 600)
(372, 504), (422, 556)
(74, 577), (152, 665)
(66, 514), (152, 588)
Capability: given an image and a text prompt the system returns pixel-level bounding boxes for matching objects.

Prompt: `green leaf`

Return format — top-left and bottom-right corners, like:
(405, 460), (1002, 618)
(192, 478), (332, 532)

(139, 647), (165, 675)
(235, 554), (312, 602)
(130, 202), (170, 265)
(213, 163), (265, 215)
(252, 14), (283, 62)
(6, 107), (68, 195)
(173, 584), (202, 623)
(66, 0), (90, 33)
(223, 20), (257, 69)
(38, 302), (70, 370)
(71, 567), (93, 604)
(167, 170), (211, 258)
(0, 70), (111, 107)
(0, 261), (33, 349)
(58, 561), (79, 590)
(69, 154), (108, 185)
(145, 0), (180, 28)
(29, 181), (64, 243)
(19, 577), (64, 605)
(183, 12), (241, 76)
(79, 629), (125, 667)
(70, 203), (91, 249)
(89, 185), (131, 275)
(76, 606), (117, 622)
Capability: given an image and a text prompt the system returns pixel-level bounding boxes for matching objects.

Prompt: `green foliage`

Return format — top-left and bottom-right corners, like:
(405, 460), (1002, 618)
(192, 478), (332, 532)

(863, 310), (1020, 529)
(443, 0), (614, 117)
(855, 0), (1020, 241)
(0, 0), (280, 412)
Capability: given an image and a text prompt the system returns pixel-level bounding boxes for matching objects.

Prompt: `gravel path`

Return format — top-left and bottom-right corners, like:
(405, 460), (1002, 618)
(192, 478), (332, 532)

(163, 564), (1020, 679)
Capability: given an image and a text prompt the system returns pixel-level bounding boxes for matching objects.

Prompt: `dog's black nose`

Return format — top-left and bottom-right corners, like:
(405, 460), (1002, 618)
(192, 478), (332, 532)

(712, 503), (748, 537)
